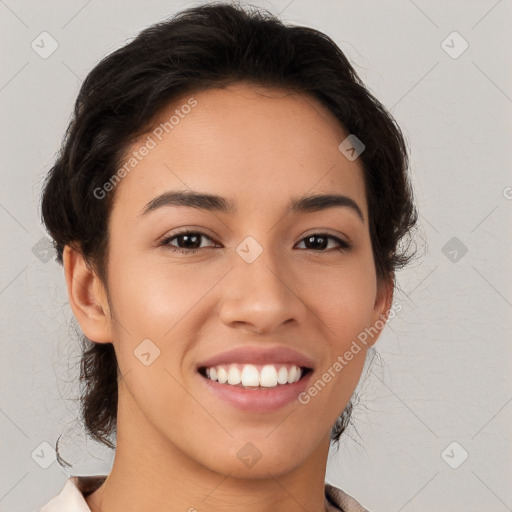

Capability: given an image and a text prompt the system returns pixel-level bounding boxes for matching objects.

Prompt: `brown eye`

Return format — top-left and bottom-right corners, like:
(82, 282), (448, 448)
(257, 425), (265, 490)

(161, 230), (216, 253)
(296, 233), (351, 252)
(160, 230), (351, 255)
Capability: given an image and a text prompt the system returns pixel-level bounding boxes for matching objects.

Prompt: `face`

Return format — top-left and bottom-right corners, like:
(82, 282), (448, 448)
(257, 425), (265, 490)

(81, 82), (391, 479)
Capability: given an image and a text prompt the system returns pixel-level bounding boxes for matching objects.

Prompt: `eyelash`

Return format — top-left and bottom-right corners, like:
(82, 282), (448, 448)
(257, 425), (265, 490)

(160, 230), (351, 254)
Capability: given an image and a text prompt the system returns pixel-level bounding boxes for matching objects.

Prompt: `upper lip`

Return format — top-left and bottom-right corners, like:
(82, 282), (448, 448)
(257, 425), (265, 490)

(196, 346), (315, 370)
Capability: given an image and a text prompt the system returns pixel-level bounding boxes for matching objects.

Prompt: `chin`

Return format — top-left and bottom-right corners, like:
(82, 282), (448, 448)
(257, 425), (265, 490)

(195, 430), (321, 479)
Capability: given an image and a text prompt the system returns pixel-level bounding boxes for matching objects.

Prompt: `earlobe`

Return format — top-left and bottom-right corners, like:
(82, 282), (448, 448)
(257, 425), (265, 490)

(63, 245), (112, 343)
(376, 276), (394, 319)
(368, 276), (394, 347)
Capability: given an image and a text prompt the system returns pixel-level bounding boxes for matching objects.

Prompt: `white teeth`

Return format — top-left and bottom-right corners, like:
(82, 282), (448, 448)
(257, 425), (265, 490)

(204, 363), (304, 387)
(208, 367), (217, 381)
(217, 366), (228, 384)
(277, 366), (288, 385)
(287, 365), (298, 384)
(260, 365), (278, 387)
(227, 365), (241, 385)
(241, 364), (260, 386)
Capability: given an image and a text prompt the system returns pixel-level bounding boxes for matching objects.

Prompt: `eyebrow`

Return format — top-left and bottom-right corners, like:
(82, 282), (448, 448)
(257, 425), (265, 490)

(140, 190), (364, 222)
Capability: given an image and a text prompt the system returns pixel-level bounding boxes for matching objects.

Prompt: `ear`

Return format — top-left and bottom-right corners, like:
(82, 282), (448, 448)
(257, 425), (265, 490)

(63, 245), (112, 343)
(367, 275), (395, 348)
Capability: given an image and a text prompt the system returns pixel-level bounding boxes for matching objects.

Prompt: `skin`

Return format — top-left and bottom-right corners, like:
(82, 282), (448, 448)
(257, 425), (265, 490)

(64, 81), (393, 512)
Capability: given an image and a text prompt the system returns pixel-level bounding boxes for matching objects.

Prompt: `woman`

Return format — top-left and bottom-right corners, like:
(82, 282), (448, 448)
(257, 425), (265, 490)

(37, 2), (417, 511)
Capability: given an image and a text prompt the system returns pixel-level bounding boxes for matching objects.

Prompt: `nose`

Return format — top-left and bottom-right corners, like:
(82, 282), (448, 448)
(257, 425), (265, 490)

(217, 243), (307, 335)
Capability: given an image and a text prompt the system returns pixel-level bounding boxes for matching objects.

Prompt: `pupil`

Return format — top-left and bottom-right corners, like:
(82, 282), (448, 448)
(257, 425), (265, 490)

(182, 234), (200, 248)
(307, 235), (326, 250)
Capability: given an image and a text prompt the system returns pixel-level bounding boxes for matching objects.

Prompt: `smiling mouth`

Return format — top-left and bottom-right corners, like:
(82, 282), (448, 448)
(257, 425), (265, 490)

(198, 363), (313, 388)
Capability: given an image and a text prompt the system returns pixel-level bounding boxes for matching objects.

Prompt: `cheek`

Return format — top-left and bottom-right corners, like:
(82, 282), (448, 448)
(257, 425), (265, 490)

(107, 253), (204, 337)
(302, 253), (378, 398)
(105, 256), (210, 438)
(305, 255), (378, 336)
(105, 254), (219, 393)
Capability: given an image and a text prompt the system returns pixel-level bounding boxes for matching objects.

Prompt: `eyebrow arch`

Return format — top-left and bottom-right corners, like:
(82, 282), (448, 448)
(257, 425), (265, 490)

(140, 190), (364, 222)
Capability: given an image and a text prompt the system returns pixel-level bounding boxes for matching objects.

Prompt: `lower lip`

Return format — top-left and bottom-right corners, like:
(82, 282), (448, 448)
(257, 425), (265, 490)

(198, 371), (313, 413)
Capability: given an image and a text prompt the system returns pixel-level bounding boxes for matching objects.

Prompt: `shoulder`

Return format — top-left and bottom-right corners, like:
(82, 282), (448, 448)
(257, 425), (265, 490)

(35, 475), (107, 512)
(36, 476), (366, 512)
(325, 482), (371, 512)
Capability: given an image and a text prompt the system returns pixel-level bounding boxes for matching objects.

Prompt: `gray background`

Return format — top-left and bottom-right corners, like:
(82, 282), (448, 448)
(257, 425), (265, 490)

(1, 1), (511, 511)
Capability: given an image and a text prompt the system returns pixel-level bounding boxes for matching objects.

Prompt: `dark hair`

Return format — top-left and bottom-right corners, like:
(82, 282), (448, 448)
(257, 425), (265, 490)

(40, 1), (417, 464)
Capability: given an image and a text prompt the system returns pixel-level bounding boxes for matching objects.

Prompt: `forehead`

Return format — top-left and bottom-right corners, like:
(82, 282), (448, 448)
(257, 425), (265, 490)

(111, 82), (367, 219)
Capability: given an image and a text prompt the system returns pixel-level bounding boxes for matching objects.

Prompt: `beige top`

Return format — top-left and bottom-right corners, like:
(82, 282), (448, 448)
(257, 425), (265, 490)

(36, 475), (369, 512)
